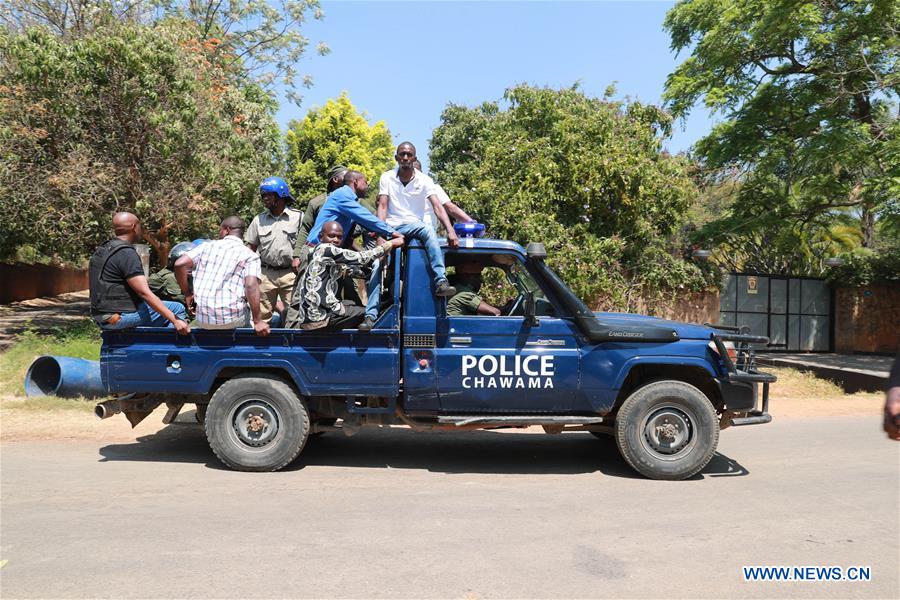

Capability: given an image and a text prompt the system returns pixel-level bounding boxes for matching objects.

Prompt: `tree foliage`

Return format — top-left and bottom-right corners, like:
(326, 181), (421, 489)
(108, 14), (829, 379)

(285, 92), (394, 204)
(0, 19), (282, 263)
(430, 84), (714, 311)
(0, 0), (329, 102)
(664, 0), (900, 275)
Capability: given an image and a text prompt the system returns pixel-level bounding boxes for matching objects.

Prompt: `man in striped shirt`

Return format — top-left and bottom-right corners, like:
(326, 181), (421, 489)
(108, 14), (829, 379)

(174, 216), (270, 336)
(288, 221), (403, 332)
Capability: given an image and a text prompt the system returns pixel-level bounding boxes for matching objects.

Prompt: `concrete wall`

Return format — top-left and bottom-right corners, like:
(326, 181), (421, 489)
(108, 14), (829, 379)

(0, 263), (88, 303)
(591, 290), (721, 326)
(835, 284), (900, 354)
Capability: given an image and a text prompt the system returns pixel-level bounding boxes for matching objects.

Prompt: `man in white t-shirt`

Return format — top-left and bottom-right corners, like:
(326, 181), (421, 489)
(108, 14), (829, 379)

(412, 159), (474, 230)
(362, 142), (460, 331)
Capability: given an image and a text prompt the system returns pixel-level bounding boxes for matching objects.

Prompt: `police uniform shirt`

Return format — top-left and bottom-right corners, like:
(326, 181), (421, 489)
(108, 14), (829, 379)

(147, 268), (185, 304)
(245, 207), (301, 268)
(447, 281), (482, 317)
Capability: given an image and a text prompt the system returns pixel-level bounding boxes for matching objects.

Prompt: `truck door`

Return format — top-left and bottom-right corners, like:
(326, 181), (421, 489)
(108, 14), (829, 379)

(433, 252), (581, 413)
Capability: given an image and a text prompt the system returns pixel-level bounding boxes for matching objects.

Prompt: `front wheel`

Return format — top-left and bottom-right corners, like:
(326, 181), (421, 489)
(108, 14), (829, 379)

(205, 374), (310, 472)
(615, 380), (719, 480)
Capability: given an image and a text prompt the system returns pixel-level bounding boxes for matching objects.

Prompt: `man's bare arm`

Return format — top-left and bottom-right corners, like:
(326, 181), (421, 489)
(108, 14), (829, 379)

(477, 301), (501, 317)
(244, 275), (270, 336)
(376, 194), (389, 221)
(126, 275), (190, 334)
(429, 194), (459, 248)
(173, 254), (193, 293)
(445, 201), (473, 223)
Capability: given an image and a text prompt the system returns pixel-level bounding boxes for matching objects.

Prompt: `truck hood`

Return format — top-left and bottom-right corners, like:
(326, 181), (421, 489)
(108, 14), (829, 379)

(593, 312), (715, 341)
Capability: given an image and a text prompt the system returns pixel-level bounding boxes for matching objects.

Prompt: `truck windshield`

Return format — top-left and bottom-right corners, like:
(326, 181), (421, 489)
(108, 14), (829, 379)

(531, 259), (596, 320)
(508, 262), (547, 300)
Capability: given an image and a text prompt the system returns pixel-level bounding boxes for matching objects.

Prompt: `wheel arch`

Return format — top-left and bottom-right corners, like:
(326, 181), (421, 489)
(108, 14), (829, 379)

(203, 361), (310, 399)
(611, 361), (723, 416)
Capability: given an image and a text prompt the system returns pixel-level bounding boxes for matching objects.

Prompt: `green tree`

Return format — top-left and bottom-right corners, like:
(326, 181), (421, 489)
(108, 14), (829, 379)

(0, 20), (281, 263)
(0, 0), (329, 103)
(430, 84), (713, 311)
(663, 0), (900, 273)
(285, 92), (394, 204)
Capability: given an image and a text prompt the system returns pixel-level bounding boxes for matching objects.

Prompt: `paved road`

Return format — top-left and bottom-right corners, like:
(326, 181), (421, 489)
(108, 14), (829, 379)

(1, 416), (897, 599)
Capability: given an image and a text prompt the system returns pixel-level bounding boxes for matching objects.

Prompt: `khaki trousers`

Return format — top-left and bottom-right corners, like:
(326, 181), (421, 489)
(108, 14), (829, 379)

(259, 266), (296, 322)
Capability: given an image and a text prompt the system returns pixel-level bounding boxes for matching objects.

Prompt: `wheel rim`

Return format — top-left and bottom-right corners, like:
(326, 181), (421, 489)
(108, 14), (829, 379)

(229, 399), (280, 449)
(640, 404), (696, 459)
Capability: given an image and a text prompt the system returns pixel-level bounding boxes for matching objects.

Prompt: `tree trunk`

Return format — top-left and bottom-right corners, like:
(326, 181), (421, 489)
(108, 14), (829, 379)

(142, 221), (171, 268)
(861, 201), (875, 248)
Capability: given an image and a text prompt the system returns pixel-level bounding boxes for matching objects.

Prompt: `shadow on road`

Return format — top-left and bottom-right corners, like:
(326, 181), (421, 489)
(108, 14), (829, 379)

(98, 423), (750, 479)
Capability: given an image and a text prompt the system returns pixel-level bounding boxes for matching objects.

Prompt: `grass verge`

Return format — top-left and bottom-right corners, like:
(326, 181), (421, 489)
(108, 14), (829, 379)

(0, 319), (101, 397)
(769, 366), (882, 402)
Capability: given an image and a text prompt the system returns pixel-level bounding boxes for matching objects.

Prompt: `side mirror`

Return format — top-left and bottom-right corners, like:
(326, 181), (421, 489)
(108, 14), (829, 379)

(524, 291), (539, 326)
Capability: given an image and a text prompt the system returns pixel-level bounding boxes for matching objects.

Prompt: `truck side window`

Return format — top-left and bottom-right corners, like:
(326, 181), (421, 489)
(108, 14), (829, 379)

(445, 254), (555, 318)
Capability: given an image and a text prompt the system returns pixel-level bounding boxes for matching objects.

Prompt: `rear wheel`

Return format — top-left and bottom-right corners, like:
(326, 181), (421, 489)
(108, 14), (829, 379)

(614, 380), (719, 480)
(205, 374), (309, 472)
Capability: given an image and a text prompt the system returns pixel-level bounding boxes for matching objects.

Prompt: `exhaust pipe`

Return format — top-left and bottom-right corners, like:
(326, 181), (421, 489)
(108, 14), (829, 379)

(94, 399), (121, 420)
(25, 356), (106, 398)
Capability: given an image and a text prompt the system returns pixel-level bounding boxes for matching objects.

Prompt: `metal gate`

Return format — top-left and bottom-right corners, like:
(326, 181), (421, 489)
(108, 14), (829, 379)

(719, 274), (832, 352)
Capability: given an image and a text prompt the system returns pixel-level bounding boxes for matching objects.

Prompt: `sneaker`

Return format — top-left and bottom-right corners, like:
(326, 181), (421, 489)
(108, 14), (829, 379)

(434, 280), (457, 297)
(358, 316), (376, 332)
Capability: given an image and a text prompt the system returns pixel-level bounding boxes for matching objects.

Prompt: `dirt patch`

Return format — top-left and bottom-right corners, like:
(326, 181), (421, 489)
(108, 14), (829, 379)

(0, 400), (173, 442)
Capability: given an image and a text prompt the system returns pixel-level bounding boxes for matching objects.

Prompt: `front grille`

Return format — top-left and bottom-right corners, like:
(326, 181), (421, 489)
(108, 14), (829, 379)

(404, 334), (435, 348)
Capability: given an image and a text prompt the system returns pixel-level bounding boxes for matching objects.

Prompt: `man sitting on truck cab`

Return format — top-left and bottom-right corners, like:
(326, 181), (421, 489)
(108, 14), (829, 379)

(173, 216), (270, 336)
(89, 212), (190, 334)
(287, 221), (403, 332)
(447, 261), (503, 317)
(370, 143), (461, 330)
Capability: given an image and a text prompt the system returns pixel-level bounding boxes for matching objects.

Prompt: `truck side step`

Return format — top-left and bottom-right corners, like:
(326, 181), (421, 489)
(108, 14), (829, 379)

(438, 415), (605, 427)
(730, 411), (773, 426)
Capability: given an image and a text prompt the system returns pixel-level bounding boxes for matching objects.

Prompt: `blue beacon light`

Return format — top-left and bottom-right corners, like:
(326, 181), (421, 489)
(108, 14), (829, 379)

(453, 222), (486, 248)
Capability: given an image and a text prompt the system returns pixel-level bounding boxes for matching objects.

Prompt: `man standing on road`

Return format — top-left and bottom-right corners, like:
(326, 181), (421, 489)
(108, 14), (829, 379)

(288, 221), (403, 332)
(88, 212), (190, 334)
(174, 217), (269, 336)
(884, 355), (899, 440)
(245, 176), (301, 322)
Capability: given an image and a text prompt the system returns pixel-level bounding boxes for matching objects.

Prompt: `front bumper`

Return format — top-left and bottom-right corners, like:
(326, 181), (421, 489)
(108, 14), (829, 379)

(710, 328), (777, 427)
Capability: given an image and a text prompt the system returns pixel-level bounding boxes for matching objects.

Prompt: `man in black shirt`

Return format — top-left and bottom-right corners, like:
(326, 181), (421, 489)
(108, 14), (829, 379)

(89, 213), (190, 334)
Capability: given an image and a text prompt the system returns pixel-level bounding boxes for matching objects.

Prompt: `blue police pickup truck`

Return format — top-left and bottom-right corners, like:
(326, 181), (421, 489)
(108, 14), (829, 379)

(97, 238), (775, 480)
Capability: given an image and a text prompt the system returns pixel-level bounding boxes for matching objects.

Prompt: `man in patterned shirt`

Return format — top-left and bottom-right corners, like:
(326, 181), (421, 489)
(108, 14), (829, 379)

(288, 221), (403, 332)
(174, 216), (270, 336)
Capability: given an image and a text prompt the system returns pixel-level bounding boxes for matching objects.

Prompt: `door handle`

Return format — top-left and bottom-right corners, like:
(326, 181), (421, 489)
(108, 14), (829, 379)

(526, 339), (565, 346)
(449, 336), (472, 345)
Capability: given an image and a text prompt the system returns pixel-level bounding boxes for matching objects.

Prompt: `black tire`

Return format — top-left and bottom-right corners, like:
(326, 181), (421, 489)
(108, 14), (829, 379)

(205, 374), (309, 472)
(614, 380), (719, 480)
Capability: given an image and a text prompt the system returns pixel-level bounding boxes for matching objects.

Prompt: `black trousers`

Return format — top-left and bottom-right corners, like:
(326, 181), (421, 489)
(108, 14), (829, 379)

(323, 300), (366, 331)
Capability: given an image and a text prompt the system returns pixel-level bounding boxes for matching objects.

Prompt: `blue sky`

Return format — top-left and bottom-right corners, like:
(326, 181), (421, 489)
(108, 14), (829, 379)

(276, 0), (714, 170)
